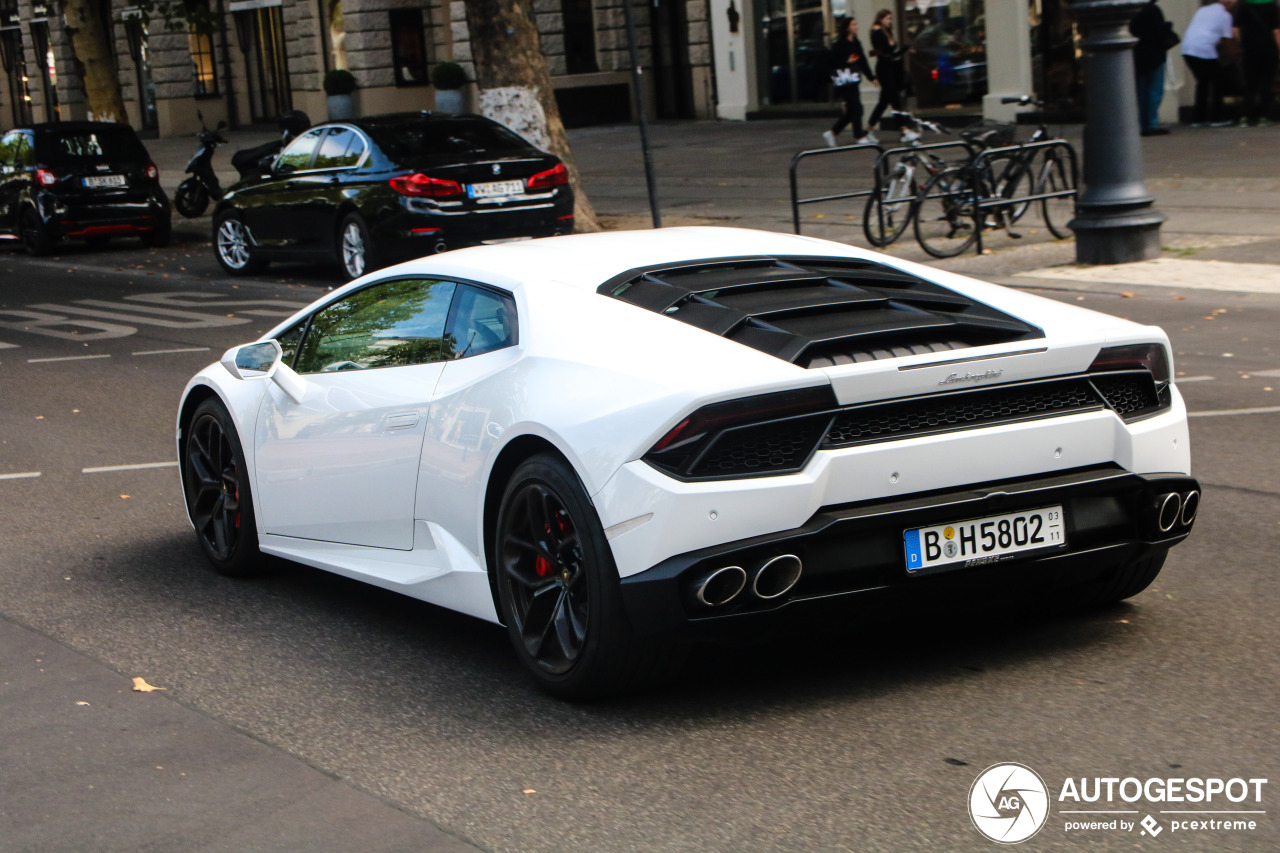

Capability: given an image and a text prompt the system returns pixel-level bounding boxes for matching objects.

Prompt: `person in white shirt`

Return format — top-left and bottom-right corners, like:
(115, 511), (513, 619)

(1181, 0), (1240, 125)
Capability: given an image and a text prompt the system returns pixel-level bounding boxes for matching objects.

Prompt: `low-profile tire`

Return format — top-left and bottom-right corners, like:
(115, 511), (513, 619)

(214, 210), (266, 275)
(174, 179), (210, 218)
(494, 454), (682, 700)
(19, 208), (54, 256)
(182, 397), (264, 577)
(338, 213), (378, 280)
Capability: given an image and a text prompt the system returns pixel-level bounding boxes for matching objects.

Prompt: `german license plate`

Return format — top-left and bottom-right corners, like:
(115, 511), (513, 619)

(904, 505), (1065, 575)
(83, 174), (127, 188)
(468, 179), (524, 198)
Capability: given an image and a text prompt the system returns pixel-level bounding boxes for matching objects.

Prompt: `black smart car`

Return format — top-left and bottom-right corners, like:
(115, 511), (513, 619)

(212, 112), (576, 280)
(0, 122), (171, 255)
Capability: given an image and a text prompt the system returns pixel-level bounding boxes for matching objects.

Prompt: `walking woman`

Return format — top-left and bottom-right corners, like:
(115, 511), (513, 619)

(865, 8), (910, 143)
(823, 16), (878, 147)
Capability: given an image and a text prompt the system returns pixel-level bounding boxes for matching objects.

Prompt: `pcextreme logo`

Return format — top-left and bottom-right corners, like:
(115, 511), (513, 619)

(969, 764), (1270, 844)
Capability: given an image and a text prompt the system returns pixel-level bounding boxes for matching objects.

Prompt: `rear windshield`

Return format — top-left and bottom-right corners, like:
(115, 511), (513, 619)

(36, 128), (148, 163)
(362, 117), (538, 165)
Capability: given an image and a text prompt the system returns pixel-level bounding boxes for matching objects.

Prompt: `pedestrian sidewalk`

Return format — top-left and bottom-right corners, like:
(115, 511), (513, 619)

(0, 613), (482, 853)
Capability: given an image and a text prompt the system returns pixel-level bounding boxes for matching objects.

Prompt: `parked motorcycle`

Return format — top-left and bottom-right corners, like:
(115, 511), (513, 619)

(230, 110), (312, 180)
(174, 115), (228, 219)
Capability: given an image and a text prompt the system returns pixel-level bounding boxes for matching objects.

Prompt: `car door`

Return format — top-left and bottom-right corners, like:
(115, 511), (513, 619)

(253, 275), (459, 550)
(286, 126), (368, 253)
(239, 127), (325, 251)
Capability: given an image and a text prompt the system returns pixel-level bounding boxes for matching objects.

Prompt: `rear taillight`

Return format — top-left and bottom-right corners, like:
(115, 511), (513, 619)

(389, 173), (464, 198)
(1088, 343), (1171, 385)
(526, 163), (569, 190)
(645, 386), (837, 480)
(35, 168), (58, 187)
(144, 162), (159, 181)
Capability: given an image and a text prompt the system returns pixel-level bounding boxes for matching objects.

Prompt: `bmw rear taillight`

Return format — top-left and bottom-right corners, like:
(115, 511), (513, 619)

(389, 173), (464, 198)
(644, 386), (837, 481)
(144, 162), (159, 181)
(35, 168), (58, 187)
(526, 163), (569, 190)
(1087, 343), (1172, 422)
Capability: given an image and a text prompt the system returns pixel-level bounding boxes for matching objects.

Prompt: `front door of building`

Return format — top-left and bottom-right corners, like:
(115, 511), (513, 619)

(758, 0), (827, 105)
(233, 2), (291, 123)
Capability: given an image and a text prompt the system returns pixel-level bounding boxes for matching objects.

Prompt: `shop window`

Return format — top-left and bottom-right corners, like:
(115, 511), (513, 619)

(902, 0), (987, 109)
(390, 8), (430, 86)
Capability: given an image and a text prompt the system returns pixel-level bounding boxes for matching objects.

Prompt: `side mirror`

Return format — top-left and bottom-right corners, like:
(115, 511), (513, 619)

(219, 340), (306, 403)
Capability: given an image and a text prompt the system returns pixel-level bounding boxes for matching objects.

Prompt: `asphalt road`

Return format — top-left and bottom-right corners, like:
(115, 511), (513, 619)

(1, 235), (1277, 852)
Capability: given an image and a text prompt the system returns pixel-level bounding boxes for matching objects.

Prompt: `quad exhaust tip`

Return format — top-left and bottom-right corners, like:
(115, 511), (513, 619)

(752, 554), (803, 600)
(1157, 492), (1182, 533)
(1180, 489), (1200, 527)
(695, 566), (747, 607)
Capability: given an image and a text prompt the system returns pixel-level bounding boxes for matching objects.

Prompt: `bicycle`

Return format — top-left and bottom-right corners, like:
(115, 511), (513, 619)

(913, 96), (1077, 258)
(862, 111), (954, 248)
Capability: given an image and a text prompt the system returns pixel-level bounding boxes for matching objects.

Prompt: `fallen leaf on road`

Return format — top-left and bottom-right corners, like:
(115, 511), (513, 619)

(132, 677), (165, 692)
(1120, 292), (1136, 298)
(120, 495), (130, 500)
(523, 789), (537, 794)
(76, 701), (90, 706)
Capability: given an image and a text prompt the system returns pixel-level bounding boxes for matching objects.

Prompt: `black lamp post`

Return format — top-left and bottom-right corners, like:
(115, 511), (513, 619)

(1067, 0), (1165, 264)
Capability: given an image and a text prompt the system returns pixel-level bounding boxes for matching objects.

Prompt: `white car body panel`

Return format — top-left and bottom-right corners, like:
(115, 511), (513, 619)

(178, 227), (1195, 628)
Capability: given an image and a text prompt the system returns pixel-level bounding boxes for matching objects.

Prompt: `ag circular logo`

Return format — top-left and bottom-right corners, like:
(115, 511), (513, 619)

(969, 763), (1050, 844)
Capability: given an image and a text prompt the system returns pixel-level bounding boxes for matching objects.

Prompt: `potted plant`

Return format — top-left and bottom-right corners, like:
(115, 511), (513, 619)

(431, 61), (468, 114)
(324, 69), (357, 120)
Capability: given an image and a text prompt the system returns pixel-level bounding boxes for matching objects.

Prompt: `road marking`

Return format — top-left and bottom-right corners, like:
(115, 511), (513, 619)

(1020, 258), (1280, 293)
(1252, 368), (1280, 377)
(82, 461), (178, 474)
(0, 471), (41, 480)
(27, 354), (111, 363)
(1175, 376), (1215, 383)
(133, 347), (211, 356)
(1189, 405), (1280, 418)
(0, 342), (17, 349)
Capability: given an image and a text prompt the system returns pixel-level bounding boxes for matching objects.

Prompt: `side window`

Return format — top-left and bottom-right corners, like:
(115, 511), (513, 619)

(18, 137), (34, 169)
(0, 133), (18, 169)
(294, 278), (458, 374)
(274, 318), (308, 368)
(275, 128), (324, 173)
(445, 284), (518, 360)
(313, 127), (363, 169)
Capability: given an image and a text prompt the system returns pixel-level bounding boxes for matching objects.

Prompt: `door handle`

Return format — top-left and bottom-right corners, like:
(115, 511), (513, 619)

(383, 412), (420, 432)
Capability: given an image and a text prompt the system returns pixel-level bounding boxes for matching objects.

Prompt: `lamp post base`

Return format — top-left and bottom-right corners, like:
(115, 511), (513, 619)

(1070, 210), (1165, 265)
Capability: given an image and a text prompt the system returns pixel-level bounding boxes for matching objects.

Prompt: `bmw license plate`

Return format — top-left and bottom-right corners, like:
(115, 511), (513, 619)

(904, 505), (1066, 575)
(468, 180), (524, 198)
(83, 174), (127, 188)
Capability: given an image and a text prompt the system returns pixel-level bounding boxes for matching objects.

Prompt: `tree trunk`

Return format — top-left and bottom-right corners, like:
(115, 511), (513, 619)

(59, 0), (130, 124)
(462, 0), (600, 232)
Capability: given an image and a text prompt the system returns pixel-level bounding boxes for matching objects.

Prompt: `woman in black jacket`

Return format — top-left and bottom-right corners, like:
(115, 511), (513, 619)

(823, 16), (879, 147)
(865, 8), (910, 143)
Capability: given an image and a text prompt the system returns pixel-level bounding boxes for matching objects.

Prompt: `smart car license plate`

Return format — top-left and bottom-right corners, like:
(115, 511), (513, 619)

(904, 505), (1065, 575)
(83, 175), (127, 188)
(468, 180), (524, 198)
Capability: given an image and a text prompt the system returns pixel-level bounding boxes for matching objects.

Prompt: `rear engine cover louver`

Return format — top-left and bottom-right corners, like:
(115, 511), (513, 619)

(599, 256), (1044, 368)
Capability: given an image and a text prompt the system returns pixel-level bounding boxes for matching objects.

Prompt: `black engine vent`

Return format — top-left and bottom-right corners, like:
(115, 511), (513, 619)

(599, 255), (1044, 368)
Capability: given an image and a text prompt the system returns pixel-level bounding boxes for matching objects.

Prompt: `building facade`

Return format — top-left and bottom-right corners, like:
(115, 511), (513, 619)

(0, 0), (716, 135)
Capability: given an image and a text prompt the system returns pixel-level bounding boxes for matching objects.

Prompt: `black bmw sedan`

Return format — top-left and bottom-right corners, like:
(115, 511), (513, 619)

(0, 122), (171, 254)
(212, 112), (576, 279)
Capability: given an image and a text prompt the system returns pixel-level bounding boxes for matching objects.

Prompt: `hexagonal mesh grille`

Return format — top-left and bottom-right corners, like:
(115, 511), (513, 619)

(825, 379), (1102, 447)
(692, 417), (831, 478)
(1091, 373), (1160, 417)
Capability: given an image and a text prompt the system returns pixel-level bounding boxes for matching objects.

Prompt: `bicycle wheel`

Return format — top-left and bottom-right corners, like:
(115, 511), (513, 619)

(863, 173), (915, 247)
(986, 155), (1031, 225)
(1038, 154), (1075, 239)
(914, 167), (978, 258)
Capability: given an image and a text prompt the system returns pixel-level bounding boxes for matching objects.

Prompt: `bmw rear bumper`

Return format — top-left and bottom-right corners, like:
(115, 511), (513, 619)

(617, 465), (1199, 638)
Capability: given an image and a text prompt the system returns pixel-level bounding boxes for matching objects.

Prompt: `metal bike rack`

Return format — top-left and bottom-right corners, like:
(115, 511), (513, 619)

(788, 143), (882, 236)
(867, 140), (975, 244)
(966, 139), (1080, 255)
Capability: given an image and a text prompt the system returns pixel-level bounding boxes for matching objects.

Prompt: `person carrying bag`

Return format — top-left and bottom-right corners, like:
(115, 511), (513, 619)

(822, 16), (879, 147)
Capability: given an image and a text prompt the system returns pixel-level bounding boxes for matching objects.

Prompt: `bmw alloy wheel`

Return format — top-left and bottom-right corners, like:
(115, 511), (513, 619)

(341, 219), (368, 279)
(216, 216), (253, 270)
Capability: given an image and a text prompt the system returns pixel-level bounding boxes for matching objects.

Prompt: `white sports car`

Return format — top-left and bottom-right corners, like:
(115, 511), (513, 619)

(178, 227), (1199, 698)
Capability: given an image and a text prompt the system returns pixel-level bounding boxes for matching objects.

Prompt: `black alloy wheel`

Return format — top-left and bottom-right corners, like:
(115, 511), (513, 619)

(19, 208), (53, 256)
(494, 454), (681, 699)
(183, 398), (263, 576)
